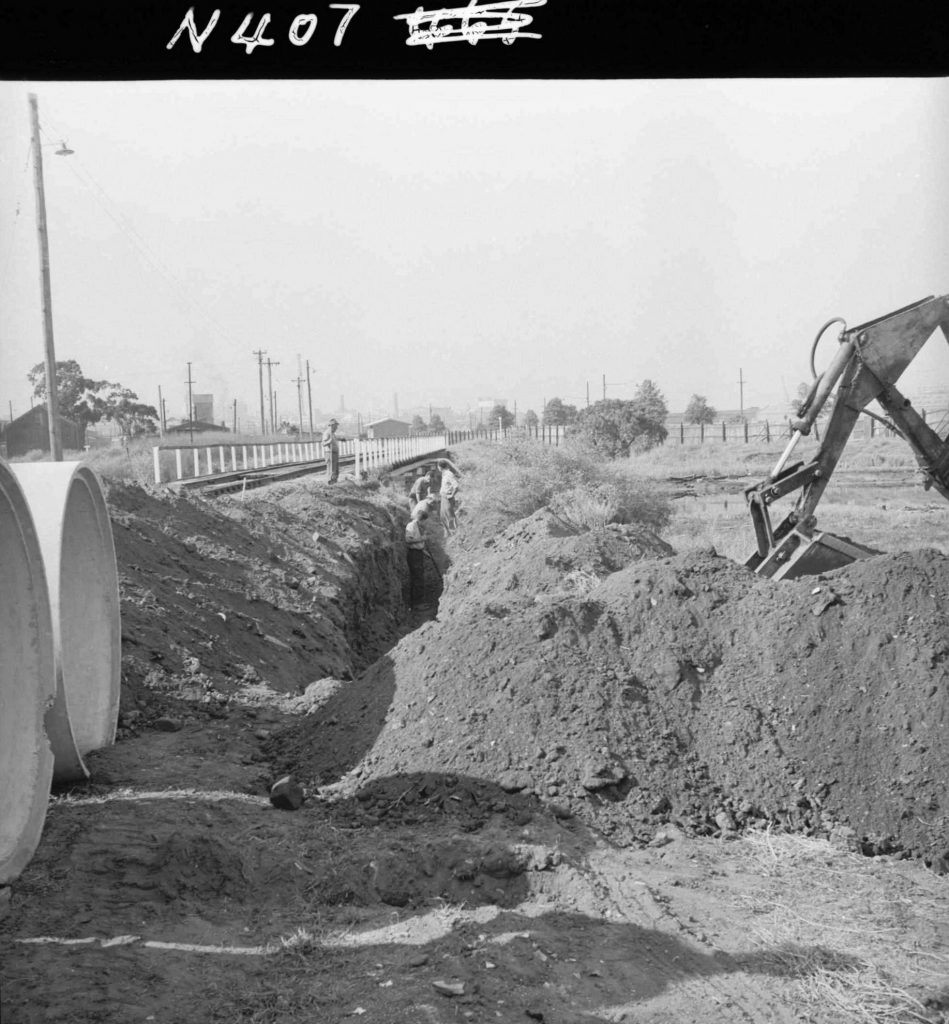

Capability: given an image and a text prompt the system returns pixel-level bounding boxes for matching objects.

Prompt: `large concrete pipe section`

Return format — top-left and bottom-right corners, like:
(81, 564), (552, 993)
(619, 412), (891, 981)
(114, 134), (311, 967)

(0, 459), (57, 885)
(11, 463), (121, 784)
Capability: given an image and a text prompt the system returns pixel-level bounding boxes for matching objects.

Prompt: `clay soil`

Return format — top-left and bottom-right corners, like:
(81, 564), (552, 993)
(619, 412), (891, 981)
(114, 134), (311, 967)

(2, 462), (948, 1024)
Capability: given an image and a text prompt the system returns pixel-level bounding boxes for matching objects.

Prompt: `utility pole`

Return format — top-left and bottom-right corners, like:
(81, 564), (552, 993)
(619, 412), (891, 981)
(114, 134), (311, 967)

(161, 397), (167, 433)
(157, 385), (164, 437)
(185, 362), (195, 445)
(265, 358), (280, 431)
(305, 359), (314, 437)
(602, 374), (606, 401)
(8, 400), (13, 424)
(293, 373), (305, 436)
(738, 368), (746, 420)
(273, 391), (278, 431)
(29, 93), (62, 461)
(232, 399), (237, 434)
(253, 349), (267, 435)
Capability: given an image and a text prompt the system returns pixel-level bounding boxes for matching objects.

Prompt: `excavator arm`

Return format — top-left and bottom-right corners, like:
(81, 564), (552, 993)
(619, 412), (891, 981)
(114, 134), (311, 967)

(745, 294), (949, 580)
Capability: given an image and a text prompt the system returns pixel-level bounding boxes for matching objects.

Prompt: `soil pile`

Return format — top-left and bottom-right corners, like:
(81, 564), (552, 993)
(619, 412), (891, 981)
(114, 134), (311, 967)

(443, 508), (674, 612)
(283, 536), (949, 867)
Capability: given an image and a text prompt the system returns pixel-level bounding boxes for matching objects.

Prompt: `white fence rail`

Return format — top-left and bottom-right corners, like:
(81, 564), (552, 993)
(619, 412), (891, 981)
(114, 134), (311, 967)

(152, 433), (449, 485)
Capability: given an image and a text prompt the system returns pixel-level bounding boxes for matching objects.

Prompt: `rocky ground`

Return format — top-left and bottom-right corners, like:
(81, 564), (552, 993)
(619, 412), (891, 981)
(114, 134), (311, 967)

(1, 462), (947, 1024)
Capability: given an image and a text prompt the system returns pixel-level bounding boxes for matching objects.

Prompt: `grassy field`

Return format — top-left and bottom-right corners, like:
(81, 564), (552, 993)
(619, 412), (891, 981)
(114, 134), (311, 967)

(447, 433), (948, 564)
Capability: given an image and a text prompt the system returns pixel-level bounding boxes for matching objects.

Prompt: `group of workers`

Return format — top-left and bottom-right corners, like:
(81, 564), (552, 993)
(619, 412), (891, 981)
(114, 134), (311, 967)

(318, 417), (458, 612)
(405, 459), (461, 611)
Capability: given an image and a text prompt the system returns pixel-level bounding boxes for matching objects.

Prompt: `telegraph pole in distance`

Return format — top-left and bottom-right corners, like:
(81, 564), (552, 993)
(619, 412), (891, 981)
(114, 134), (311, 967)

(738, 367), (746, 421)
(29, 93), (62, 461)
(232, 399), (237, 434)
(293, 373), (305, 436)
(253, 349), (267, 435)
(185, 362), (195, 445)
(305, 359), (314, 437)
(265, 358), (280, 432)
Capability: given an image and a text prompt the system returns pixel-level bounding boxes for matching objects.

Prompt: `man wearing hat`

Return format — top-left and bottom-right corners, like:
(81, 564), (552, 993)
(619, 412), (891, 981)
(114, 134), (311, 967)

(321, 418), (344, 483)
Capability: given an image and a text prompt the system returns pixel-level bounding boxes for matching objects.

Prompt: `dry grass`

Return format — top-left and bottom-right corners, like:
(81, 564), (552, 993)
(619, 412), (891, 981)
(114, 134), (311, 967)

(728, 830), (949, 1024)
(455, 437), (672, 534)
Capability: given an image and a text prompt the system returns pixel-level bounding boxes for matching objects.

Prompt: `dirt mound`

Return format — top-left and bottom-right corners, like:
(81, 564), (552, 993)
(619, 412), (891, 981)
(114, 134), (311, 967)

(284, 545), (948, 866)
(443, 508), (674, 612)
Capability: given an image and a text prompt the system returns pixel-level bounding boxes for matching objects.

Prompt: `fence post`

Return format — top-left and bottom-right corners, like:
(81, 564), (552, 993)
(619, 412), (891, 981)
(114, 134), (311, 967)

(152, 446), (161, 484)
(870, 416), (875, 438)
(722, 421), (726, 442)
(700, 423), (705, 444)
(193, 449), (200, 477)
(175, 449), (183, 480)
(743, 420), (749, 443)
(765, 420), (770, 444)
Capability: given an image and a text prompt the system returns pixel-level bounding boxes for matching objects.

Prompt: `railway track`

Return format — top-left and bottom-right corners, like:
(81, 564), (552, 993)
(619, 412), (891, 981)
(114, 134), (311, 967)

(169, 450), (449, 497)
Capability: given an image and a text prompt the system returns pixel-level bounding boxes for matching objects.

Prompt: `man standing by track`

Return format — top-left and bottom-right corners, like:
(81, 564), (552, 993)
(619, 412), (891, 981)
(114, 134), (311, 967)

(321, 418), (344, 484)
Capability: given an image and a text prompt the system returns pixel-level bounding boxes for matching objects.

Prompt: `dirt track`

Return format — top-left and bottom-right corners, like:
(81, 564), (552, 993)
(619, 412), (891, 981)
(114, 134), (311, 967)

(1, 471), (947, 1024)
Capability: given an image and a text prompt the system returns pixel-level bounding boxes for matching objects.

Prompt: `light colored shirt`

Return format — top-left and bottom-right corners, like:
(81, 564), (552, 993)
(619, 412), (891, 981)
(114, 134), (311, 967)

(405, 519), (426, 549)
(439, 470), (459, 498)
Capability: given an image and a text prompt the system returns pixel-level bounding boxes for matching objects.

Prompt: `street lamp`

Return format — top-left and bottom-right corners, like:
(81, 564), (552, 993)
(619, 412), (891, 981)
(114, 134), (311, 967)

(28, 94), (74, 461)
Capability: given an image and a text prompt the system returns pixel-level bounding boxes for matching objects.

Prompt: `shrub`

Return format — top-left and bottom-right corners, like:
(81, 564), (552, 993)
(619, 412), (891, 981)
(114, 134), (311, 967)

(458, 437), (671, 535)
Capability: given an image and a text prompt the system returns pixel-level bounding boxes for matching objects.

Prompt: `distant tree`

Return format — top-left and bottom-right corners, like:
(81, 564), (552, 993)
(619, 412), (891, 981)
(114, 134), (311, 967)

(410, 414), (427, 434)
(543, 397), (578, 426)
(632, 379), (668, 437)
(684, 394), (717, 425)
(29, 359), (158, 437)
(523, 409), (539, 429)
(96, 384), (160, 437)
(489, 403), (515, 429)
(278, 420), (299, 436)
(574, 381), (668, 458)
(429, 412), (446, 432)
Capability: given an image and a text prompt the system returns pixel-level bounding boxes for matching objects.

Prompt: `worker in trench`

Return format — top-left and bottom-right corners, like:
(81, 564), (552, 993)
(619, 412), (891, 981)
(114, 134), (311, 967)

(408, 466), (434, 510)
(405, 504), (432, 611)
(437, 458), (461, 532)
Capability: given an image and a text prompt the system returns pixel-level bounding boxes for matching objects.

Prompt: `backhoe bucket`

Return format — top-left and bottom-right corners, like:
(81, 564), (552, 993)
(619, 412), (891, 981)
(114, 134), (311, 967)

(746, 528), (879, 581)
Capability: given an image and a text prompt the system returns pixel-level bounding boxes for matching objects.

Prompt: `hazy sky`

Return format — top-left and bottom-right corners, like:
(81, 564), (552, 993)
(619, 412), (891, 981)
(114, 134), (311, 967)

(1, 78), (947, 429)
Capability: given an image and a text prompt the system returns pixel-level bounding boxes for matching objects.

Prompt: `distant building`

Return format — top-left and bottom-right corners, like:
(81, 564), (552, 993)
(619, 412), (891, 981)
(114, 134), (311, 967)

(367, 417), (411, 439)
(192, 394), (214, 423)
(166, 419), (228, 436)
(0, 405), (85, 457)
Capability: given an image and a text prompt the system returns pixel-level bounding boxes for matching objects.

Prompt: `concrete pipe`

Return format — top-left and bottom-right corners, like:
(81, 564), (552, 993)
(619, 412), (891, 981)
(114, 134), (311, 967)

(0, 459), (57, 885)
(11, 463), (121, 784)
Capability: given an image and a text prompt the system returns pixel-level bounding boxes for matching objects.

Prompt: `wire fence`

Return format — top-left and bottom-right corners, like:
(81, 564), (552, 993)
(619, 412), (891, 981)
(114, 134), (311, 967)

(448, 409), (948, 449)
